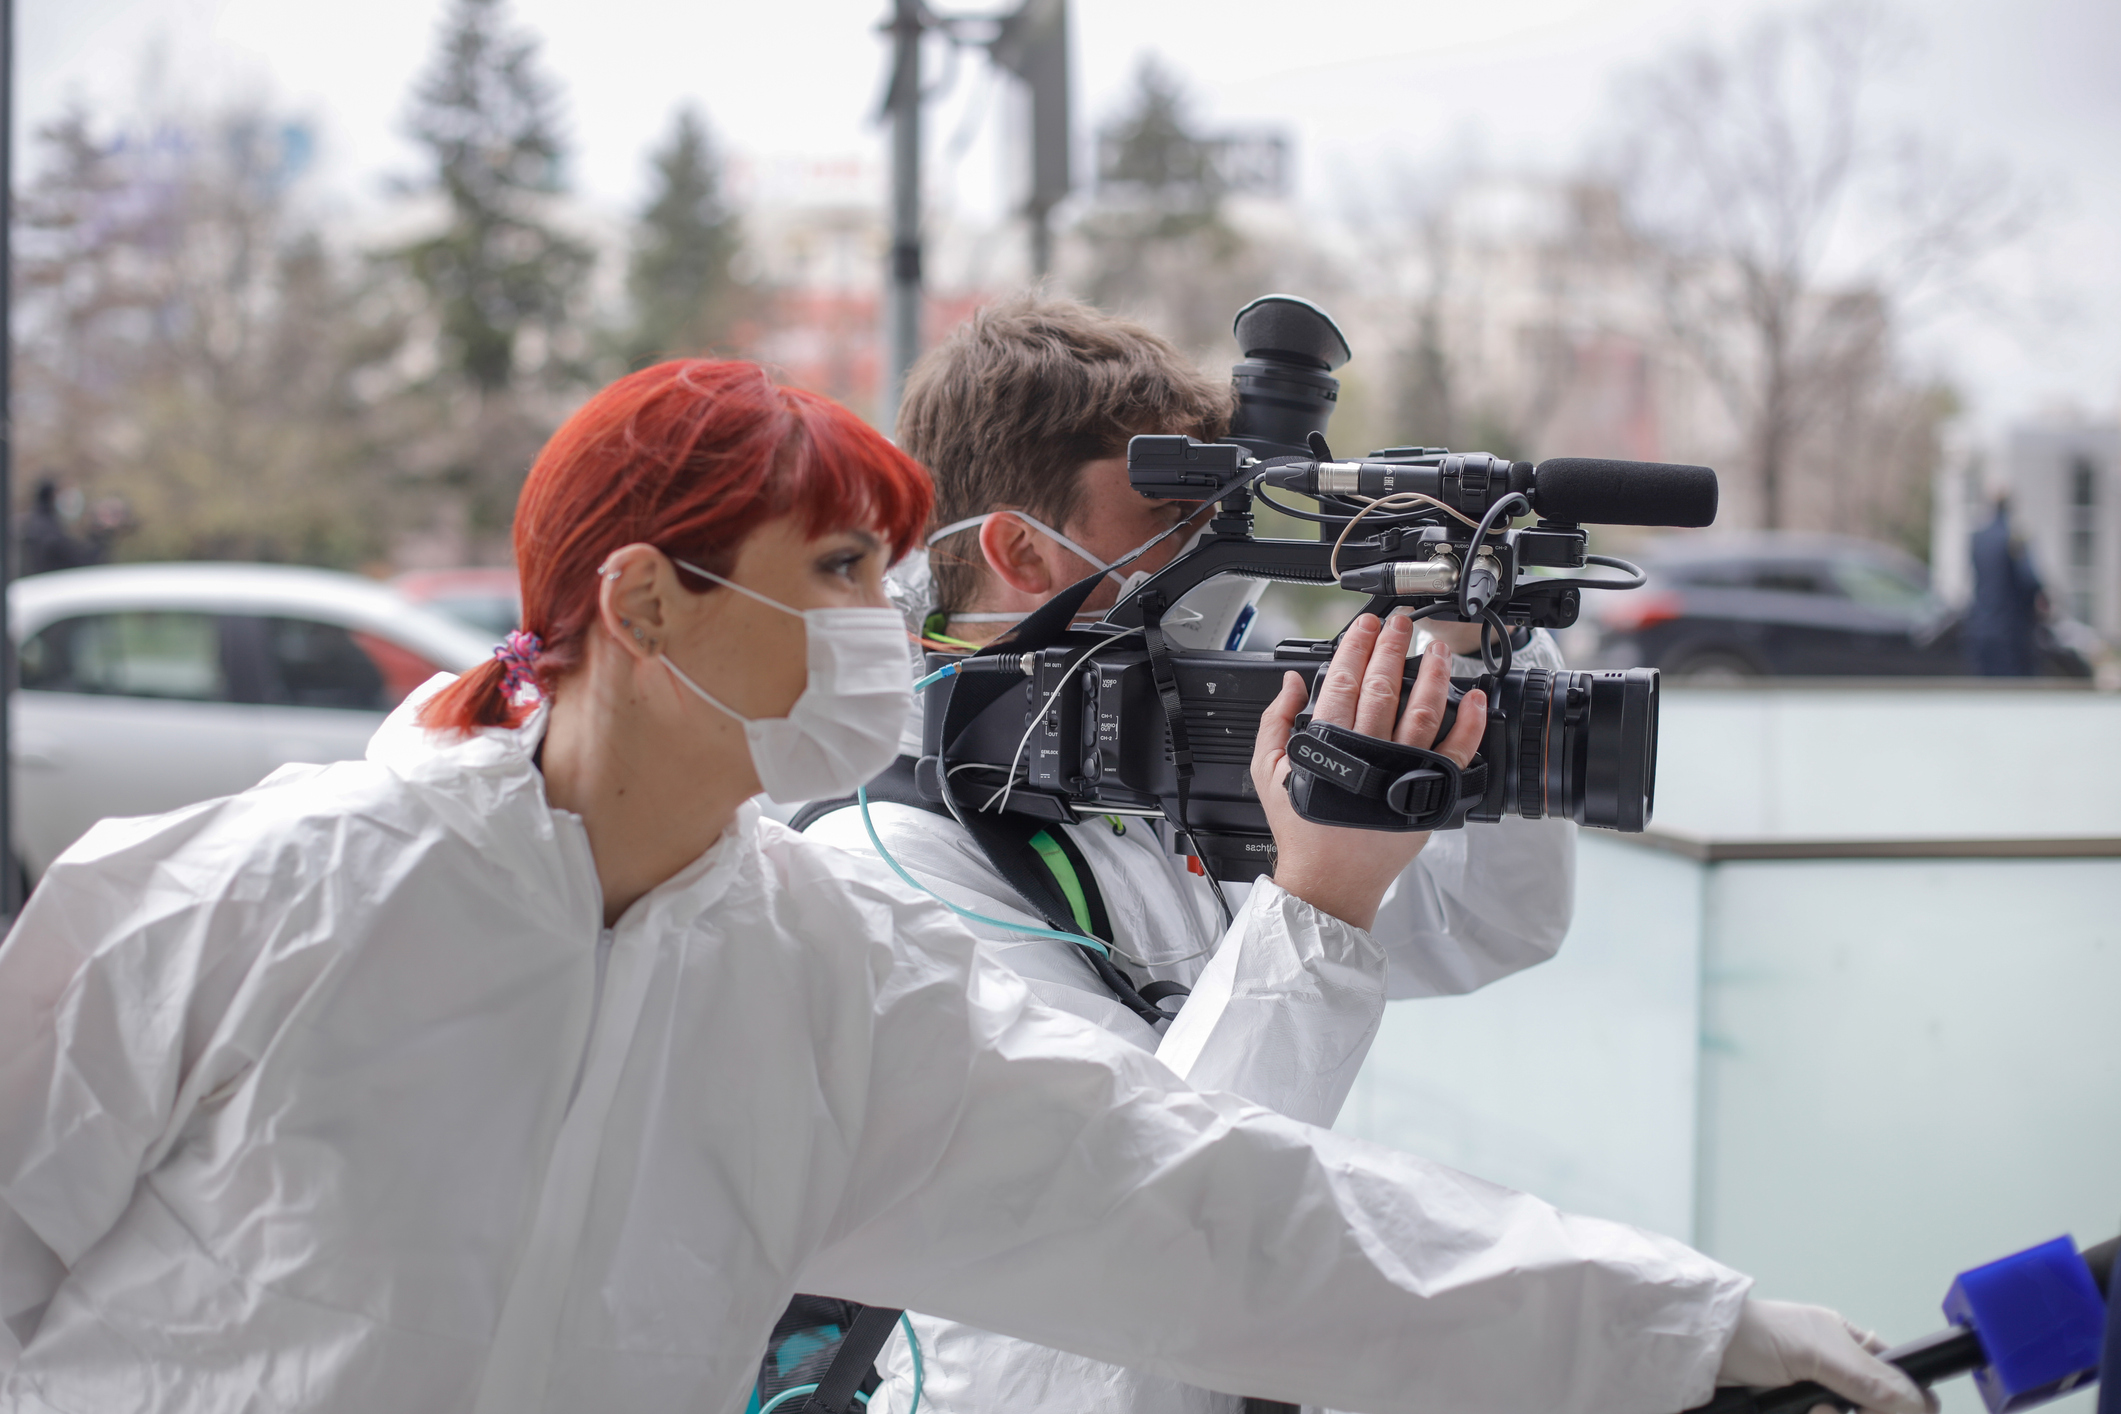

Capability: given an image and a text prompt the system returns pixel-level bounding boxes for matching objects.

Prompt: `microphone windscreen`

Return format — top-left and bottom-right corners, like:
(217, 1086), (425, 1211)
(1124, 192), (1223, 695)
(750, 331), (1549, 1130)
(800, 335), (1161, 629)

(1532, 458), (1719, 527)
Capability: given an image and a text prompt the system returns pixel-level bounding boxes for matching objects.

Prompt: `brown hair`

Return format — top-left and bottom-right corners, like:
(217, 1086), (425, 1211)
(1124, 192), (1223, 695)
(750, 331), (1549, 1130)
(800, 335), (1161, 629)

(898, 293), (1232, 617)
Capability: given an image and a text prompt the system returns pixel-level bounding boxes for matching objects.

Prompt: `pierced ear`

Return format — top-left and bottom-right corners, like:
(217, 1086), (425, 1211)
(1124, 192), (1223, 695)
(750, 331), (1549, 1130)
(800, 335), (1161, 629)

(597, 543), (674, 660)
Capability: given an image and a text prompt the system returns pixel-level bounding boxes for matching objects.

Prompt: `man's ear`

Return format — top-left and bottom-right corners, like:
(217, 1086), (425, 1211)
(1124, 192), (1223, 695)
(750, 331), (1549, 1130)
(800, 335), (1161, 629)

(597, 543), (677, 661)
(977, 512), (1058, 598)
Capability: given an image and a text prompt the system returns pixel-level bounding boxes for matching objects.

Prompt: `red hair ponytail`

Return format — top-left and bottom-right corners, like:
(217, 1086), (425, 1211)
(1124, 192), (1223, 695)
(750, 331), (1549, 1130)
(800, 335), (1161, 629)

(420, 361), (933, 735)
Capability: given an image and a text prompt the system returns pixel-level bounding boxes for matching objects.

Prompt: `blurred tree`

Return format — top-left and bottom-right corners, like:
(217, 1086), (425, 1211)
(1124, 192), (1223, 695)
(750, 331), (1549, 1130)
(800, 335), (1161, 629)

(624, 105), (746, 368)
(395, 0), (592, 549)
(14, 106), (410, 567)
(1340, 166), (1596, 465)
(1073, 59), (1268, 355)
(1610, 1), (2026, 533)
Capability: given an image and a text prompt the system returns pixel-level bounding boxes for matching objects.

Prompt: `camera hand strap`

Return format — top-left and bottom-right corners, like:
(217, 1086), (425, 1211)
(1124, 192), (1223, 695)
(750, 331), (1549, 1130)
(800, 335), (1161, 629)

(1138, 591), (1235, 924)
(1285, 721), (1489, 832)
(1137, 589), (1195, 815)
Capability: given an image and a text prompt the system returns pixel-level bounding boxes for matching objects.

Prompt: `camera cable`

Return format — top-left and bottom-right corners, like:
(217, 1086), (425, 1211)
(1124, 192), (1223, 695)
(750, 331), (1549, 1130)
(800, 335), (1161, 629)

(859, 785), (1118, 960)
(986, 629), (1145, 817)
(1327, 491), (1487, 581)
(1528, 553), (1649, 593)
(1456, 492), (1530, 622)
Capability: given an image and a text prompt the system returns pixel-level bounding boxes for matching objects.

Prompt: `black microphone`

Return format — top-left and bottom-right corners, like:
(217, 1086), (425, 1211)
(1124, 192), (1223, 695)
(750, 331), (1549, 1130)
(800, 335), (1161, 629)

(1531, 458), (1719, 528)
(1259, 453), (1717, 528)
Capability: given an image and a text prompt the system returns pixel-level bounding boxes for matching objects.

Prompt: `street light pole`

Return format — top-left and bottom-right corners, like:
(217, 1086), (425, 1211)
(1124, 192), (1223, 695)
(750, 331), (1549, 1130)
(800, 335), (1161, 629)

(1, 0), (18, 921)
(990, 0), (1069, 280)
(880, 0), (924, 436)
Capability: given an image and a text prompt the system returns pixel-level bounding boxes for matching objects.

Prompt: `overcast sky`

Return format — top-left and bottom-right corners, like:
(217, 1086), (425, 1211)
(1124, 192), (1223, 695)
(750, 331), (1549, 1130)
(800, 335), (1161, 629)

(21, 0), (2121, 440)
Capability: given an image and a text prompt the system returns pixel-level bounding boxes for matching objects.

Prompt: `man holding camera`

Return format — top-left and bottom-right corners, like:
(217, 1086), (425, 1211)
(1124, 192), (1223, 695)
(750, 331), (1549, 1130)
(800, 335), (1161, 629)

(803, 294), (1579, 1413)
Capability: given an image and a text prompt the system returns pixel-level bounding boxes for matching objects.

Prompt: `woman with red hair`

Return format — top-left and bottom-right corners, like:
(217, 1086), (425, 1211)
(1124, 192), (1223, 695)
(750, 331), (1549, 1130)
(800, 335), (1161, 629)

(0, 362), (1910, 1414)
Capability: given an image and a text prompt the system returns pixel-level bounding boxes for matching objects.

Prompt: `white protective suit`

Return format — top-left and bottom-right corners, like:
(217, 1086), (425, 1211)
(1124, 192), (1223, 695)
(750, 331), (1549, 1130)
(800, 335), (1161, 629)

(0, 685), (1743, 1414)
(804, 628), (1579, 1414)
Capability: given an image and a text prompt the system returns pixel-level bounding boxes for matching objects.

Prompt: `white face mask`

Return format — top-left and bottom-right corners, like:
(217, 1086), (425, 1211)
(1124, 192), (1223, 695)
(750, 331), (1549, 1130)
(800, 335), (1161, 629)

(659, 559), (912, 804)
(926, 512), (1203, 623)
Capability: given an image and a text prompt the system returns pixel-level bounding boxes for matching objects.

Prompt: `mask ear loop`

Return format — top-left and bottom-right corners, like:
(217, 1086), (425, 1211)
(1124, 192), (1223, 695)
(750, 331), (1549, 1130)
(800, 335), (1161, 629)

(660, 650), (752, 725)
(669, 558), (806, 619)
(931, 510), (1205, 629)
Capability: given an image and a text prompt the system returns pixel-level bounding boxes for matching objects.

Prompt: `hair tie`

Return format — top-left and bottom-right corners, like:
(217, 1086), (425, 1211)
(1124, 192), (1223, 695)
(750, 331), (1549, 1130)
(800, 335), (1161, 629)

(493, 629), (545, 702)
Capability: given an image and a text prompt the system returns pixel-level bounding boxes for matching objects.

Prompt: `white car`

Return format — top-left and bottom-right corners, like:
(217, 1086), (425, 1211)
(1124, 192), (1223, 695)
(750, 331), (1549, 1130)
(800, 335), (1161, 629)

(11, 563), (493, 882)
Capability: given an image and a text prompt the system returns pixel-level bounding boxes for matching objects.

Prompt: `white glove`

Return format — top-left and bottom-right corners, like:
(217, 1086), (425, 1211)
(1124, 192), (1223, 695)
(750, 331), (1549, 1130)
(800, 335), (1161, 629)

(1718, 1299), (1935, 1414)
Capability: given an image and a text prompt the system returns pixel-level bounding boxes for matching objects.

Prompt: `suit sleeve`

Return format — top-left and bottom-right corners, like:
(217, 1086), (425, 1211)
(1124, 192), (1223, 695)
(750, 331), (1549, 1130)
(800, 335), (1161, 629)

(1155, 877), (1387, 1126)
(798, 876), (1748, 1414)
(0, 808), (283, 1368)
(1372, 629), (1578, 1001)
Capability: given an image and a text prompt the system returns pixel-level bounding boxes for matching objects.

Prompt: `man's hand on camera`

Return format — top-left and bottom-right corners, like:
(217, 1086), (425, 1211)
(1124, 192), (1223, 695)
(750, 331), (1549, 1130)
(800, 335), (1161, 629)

(1252, 612), (1487, 930)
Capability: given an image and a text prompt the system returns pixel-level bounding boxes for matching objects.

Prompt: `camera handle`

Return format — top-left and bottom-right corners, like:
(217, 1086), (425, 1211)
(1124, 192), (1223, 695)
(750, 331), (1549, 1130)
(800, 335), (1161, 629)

(1283, 721), (1491, 832)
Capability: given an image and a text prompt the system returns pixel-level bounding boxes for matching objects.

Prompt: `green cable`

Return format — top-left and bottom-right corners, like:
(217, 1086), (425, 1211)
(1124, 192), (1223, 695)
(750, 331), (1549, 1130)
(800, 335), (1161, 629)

(921, 612), (982, 650)
(1027, 830), (1097, 937)
(859, 786), (1112, 957)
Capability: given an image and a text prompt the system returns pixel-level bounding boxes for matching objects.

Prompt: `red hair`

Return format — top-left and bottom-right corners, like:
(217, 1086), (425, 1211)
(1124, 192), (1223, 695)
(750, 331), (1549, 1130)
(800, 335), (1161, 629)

(421, 360), (933, 733)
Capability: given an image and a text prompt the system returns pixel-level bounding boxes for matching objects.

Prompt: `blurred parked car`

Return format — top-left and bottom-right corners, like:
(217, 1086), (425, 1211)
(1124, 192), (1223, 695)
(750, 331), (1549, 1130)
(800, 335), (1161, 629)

(1580, 533), (2092, 679)
(391, 567), (520, 641)
(11, 564), (492, 881)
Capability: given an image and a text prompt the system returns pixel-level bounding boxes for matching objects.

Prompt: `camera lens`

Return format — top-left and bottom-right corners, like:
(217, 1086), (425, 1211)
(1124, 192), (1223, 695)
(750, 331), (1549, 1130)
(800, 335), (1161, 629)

(1502, 667), (1658, 831)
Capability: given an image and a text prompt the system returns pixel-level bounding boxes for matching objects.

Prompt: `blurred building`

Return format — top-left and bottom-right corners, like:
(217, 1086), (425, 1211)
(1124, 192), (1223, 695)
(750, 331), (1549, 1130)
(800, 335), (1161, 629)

(730, 154), (998, 428)
(2006, 422), (2121, 637)
(1932, 419), (2121, 641)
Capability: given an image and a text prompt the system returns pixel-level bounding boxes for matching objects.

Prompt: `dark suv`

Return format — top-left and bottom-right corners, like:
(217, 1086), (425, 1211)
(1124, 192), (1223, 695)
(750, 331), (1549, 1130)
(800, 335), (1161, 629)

(1582, 533), (2091, 679)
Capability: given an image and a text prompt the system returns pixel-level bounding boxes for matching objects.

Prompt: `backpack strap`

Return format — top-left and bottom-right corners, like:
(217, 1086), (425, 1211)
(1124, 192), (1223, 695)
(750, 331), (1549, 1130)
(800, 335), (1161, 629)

(792, 757), (1173, 1030)
(1026, 827), (1111, 941)
(786, 755), (942, 833)
(797, 1304), (905, 1414)
(951, 807), (1171, 1030)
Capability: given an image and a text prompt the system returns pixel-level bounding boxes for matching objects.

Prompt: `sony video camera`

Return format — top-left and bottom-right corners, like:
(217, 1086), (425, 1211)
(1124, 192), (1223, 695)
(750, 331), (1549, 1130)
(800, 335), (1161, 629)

(914, 294), (1719, 882)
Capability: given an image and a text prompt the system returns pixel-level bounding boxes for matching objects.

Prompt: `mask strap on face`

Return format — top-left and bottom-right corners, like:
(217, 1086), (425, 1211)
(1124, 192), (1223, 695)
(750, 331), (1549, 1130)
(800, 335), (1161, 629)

(660, 557), (808, 726)
(661, 652), (751, 725)
(926, 511), (1208, 630)
(925, 511), (1114, 575)
(670, 557), (803, 620)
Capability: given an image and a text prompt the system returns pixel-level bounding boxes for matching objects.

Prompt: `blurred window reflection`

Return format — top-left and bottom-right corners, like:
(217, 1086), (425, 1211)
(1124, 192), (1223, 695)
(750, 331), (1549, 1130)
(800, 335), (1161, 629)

(20, 613), (231, 701)
(1748, 565), (1838, 596)
(1834, 562), (1939, 616)
(261, 618), (438, 710)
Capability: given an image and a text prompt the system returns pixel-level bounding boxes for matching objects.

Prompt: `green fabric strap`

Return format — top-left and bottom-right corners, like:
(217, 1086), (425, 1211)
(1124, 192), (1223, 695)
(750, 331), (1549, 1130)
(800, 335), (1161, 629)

(1027, 830), (1096, 939)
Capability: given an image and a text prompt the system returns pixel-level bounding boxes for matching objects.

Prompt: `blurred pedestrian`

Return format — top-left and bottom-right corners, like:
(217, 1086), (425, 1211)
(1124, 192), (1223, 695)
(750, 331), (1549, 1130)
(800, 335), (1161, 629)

(18, 479), (107, 578)
(1966, 493), (2046, 676)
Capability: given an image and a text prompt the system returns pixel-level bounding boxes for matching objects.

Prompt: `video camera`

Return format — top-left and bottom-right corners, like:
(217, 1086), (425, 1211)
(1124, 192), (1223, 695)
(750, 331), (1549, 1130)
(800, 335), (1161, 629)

(915, 294), (1720, 882)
